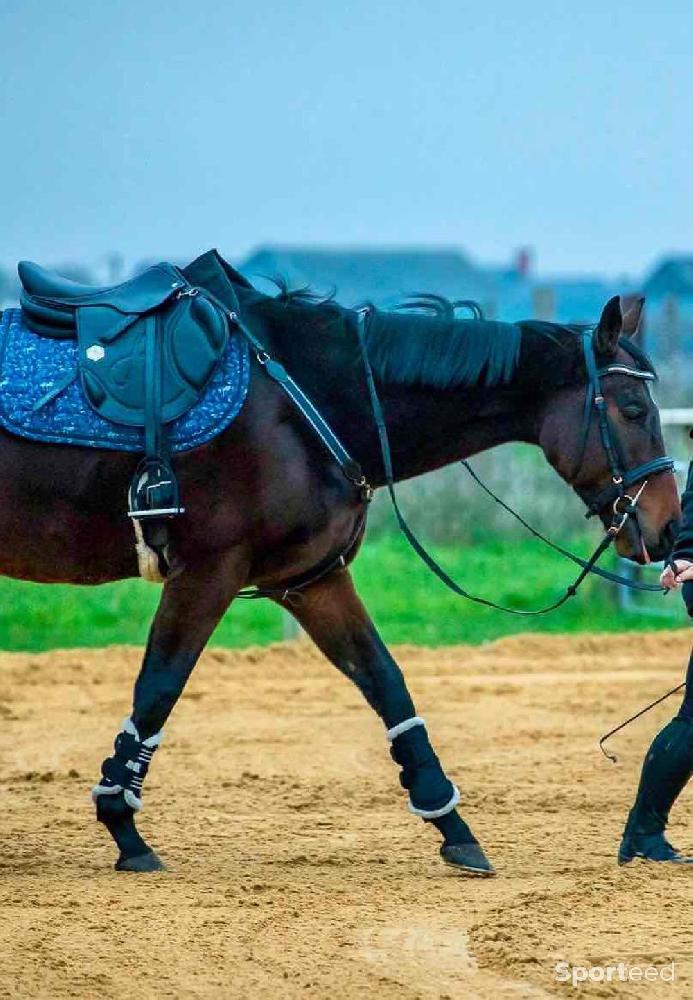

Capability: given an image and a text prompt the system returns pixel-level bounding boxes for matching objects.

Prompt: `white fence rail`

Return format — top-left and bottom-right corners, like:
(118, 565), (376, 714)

(661, 409), (693, 427)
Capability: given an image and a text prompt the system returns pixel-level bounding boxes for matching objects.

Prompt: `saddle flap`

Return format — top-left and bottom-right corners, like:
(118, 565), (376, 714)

(76, 294), (229, 427)
(168, 294), (229, 389)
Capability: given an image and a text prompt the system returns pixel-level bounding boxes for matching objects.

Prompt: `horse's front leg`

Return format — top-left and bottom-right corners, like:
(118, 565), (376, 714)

(277, 567), (495, 876)
(93, 548), (248, 872)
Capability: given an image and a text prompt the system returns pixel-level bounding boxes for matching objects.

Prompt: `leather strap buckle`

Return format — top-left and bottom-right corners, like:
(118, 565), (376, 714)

(608, 480), (648, 536)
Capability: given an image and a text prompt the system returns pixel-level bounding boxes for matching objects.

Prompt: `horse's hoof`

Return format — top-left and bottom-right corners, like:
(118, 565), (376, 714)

(440, 841), (496, 877)
(115, 850), (166, 873)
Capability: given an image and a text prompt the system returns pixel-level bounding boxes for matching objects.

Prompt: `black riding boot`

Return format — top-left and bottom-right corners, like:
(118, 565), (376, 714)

(618, 716), (693, 864)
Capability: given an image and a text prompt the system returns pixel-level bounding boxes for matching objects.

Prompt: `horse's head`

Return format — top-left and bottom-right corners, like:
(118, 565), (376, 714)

(537, 294), (680, 564)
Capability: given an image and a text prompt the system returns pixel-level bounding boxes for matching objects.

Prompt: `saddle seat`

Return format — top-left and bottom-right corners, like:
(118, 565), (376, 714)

(19, 260), (130, 300)
(18, 259), (231, 528)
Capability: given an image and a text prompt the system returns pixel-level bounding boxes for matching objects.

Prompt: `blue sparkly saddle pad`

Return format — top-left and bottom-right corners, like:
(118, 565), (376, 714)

(0, 308), (250, 452)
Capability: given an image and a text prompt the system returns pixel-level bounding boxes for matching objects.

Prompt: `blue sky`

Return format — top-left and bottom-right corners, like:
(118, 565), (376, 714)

(0, 0), (691, 277)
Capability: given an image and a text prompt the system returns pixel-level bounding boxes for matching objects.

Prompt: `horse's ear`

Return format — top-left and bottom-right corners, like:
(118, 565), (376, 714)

(594, 296), (623, 357)
(619, 293), (645, 337)
(595, 294), (645, 355)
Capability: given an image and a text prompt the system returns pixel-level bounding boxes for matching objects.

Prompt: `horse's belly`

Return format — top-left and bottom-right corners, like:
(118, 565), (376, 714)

(0, 547), (137, 585)
(0, 506), (137, 584)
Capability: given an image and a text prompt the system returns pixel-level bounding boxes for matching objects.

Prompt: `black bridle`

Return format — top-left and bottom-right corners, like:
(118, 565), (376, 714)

(573, 331), (675, 534)
(351, 312), (676, 616)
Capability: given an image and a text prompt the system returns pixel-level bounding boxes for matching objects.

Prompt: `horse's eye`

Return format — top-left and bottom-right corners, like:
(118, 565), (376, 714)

(621, 403), (646, 421)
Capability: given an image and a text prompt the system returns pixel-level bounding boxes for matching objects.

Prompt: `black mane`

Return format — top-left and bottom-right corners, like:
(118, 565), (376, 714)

(266, 276), (338, 307)
(364, 307), (523, 390)
(249, 277), (657, 392)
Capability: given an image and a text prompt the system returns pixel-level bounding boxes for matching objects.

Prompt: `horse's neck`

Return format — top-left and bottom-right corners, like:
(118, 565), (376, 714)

(370, 381), (539, 485)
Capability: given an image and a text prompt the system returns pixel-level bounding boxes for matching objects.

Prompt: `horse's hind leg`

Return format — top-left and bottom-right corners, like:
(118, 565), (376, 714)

(93, 549), (247, 872)
(276, 567), (495, 876)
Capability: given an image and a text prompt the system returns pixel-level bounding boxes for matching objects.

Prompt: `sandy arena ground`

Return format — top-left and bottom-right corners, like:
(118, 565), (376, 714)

(0, 630), (692, 999)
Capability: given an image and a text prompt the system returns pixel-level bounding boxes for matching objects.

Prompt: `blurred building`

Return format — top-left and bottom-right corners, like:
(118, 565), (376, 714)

(238, 245), (693, 399)
(239, 244), (629, 324)
(239, 245), (496, 310)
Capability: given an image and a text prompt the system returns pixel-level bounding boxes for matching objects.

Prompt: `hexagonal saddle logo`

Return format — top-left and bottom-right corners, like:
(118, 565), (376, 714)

(86, 344), (105, 362)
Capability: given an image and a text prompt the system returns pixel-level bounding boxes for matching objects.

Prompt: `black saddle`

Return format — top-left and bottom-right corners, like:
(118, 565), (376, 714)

(19, 260), (230, 541)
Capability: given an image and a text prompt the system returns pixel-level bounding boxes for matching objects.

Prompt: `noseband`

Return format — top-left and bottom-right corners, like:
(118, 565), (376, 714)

(574, 331), (675, 538)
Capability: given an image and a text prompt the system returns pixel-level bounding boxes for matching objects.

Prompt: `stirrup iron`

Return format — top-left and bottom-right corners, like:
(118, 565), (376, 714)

(128, 456), (185, 520)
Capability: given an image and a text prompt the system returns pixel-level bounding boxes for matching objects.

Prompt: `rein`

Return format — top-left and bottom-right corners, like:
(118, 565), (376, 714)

(459, 462), (663, 592)
(353, 308), (676, 615)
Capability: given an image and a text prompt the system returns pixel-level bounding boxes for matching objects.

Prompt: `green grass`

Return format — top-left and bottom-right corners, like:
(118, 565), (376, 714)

(0, 533), (686, 652)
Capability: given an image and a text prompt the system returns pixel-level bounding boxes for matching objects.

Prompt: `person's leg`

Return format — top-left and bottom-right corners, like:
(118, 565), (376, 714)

(618, 646), (693, 864)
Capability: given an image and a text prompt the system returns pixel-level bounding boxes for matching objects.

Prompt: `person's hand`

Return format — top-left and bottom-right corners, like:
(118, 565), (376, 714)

(660, 560), (693, 589)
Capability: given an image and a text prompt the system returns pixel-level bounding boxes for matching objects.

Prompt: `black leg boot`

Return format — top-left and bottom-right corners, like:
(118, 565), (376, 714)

(93, 717), (166, 871)
(618, 716), (693, 864)
(388, 717), (495, 876)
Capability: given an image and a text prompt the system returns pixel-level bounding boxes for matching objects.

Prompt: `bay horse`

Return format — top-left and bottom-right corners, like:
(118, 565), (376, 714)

(0, 250), (680, 876)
